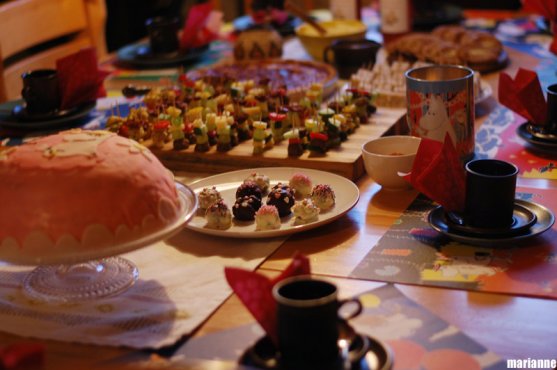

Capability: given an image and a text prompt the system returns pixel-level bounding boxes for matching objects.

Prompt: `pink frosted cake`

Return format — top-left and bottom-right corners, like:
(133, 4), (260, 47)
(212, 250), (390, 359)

(0, 129), (181, 263)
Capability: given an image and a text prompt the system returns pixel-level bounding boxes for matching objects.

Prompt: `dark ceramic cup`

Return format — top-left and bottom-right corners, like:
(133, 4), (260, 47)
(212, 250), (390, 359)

(21, 69), (61, 115)
(146, 16), (180, 54)
(323, 39), (381, 79)
(272, 276), (363, 370)
(546, 83), (557, 133)
(464, 159), (519, 229)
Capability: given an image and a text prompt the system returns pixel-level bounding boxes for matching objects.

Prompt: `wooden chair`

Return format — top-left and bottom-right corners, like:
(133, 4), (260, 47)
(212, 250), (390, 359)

(0, 0), (107, 102)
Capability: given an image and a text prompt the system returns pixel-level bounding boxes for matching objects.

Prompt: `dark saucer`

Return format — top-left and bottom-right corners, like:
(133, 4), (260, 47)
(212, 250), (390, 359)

(11, 102), (91, 123)
(0, 100), (96, 130)
(517, 122), (557, 151)
(116, 42), (209, 69)
(440, 202), (537, 237)
(240, 334), (393, 370)
(525, 123), (557, 141)
(428, 199), (555, 247)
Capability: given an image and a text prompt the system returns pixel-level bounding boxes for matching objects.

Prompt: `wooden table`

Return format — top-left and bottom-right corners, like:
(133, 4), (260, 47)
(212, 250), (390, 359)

(1, 39), (556, 369)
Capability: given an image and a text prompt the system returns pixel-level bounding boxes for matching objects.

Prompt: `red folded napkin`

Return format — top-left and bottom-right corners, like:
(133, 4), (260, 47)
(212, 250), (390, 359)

(404, 135), (466, 212)
(498, 68), (547, 125)
(224, 253), (310, 344)
(523, 0), (557, 54)
(180, 3), (222, 50)
(56, 48), (109, 110)
(0, 342), (44, 369)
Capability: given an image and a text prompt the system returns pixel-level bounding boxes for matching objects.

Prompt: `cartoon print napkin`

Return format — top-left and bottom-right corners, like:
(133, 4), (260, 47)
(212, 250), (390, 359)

(404, 135), (466, 212)
(224, 253), (310, 344)
(56, 48), (109, 110)
(523, 0), (557, 55)
(180, 3), (222, 49)
(498, 68), (547, 125)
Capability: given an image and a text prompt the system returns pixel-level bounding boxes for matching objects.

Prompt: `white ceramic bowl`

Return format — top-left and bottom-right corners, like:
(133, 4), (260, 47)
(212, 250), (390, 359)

(362, 136), (421, 190)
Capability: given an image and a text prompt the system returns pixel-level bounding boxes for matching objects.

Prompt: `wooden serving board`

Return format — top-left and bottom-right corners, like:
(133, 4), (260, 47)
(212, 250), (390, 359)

(147, 107), (406, 181)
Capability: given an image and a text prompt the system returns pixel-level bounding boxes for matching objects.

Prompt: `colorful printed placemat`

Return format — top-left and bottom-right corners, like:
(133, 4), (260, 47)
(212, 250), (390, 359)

(351, 186), (557, 300)
(476, 105), (557, 179)
(172, 284), (506, 370)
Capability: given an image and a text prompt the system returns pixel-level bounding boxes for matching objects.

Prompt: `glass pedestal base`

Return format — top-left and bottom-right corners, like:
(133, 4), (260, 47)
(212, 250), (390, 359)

(22, 257), (139, 303)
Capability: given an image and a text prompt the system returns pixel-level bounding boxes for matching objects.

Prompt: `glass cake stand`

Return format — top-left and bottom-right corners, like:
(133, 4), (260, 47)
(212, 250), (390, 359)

(1, 182), (197, 303)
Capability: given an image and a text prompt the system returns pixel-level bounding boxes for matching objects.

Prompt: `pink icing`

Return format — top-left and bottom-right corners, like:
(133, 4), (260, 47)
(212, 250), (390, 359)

(256, 205), (279, 216)
(0, 130), (179, 247)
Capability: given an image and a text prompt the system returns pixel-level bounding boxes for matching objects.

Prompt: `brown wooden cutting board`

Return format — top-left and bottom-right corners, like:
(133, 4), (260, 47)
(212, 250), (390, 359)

(147, 107), (406, 181)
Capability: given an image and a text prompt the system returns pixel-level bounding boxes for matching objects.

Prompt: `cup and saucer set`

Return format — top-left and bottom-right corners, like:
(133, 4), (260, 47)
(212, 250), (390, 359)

(517, 83), (557, 151)
(116, 16), (209, 69)
(428, 159), (555, 247)
(240, 276), (394, 370)
(0, 69), (95, 131)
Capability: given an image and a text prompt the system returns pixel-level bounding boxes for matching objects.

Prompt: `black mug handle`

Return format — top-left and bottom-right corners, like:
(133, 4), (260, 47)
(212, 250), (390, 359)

(323, 45), (335, 65)
(338, 298), (363, 320)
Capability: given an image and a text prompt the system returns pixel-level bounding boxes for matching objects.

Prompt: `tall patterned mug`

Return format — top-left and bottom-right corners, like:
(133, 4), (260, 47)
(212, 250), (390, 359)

(405, 65), (475, 162)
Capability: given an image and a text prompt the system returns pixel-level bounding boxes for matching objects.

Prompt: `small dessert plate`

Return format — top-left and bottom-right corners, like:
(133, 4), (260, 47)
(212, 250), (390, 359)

(428, 199), (555, 247)
(240, 334), (393, 370)
(440, 202), (537, 237)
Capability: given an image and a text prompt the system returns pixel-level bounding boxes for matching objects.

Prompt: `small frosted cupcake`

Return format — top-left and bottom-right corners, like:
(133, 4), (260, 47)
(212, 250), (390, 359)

(311, 184), (335, 211)
(289, 173), (312, 198)
(205, 200), (232, 229)
(244, 172), (271, 193)
(292, 198), (320, 223)
(198, 186), (222, 210)
(255, 205), (281, 230)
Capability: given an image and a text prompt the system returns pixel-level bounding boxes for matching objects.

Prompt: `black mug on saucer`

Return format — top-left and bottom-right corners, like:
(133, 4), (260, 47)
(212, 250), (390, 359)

(21, 69), (61, 115)
(545, 83), (557, 134)
(464, 159), (519, 229)
(146, 16), (180, 54)
(272, 276), (363, 370)
(323, 39), (381, 79)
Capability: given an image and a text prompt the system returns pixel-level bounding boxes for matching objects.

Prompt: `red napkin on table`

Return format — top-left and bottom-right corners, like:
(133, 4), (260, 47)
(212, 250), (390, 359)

(0, 342), (44, 369)
(180, 3), (222, 50)
(403, 135), (466, 212)
(498, 68), (547, 125)
(523, 0), (557, 54)
(56, 48), (109, 110)
(224, 253), (311, 344)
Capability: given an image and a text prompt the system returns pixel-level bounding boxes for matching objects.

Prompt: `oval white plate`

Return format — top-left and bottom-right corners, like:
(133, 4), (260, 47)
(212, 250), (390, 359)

(186, 167), (360, 238)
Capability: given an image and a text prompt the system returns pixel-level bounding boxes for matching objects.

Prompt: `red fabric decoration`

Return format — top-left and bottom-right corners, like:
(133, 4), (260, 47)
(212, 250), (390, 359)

(56, 48), (109, 110)
(404, 135), (466, 212)
(224, 253), (310, 344)
(498, 68), (547, 125)
(523, 0), (557, 54)
(180, 3), (219, 49)
(0, 342), (44, 369)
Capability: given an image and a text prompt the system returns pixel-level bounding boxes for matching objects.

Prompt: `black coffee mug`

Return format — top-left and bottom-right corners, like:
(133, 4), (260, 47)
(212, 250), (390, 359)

(323, 39), (381, 79)
(546, 83), (557, 134)
(464, 159), (518, 229)
(146, 16), (180, 54)
(21, 69), (61, 115)
(272, 276), (363, 370)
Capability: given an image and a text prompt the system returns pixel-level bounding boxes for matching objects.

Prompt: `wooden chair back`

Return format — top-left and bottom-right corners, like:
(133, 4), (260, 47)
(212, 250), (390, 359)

(0, 0), (106, 102)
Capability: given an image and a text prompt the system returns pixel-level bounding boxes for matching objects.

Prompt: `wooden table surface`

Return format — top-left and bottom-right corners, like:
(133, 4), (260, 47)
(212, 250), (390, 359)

(1, 40), (556, 369)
